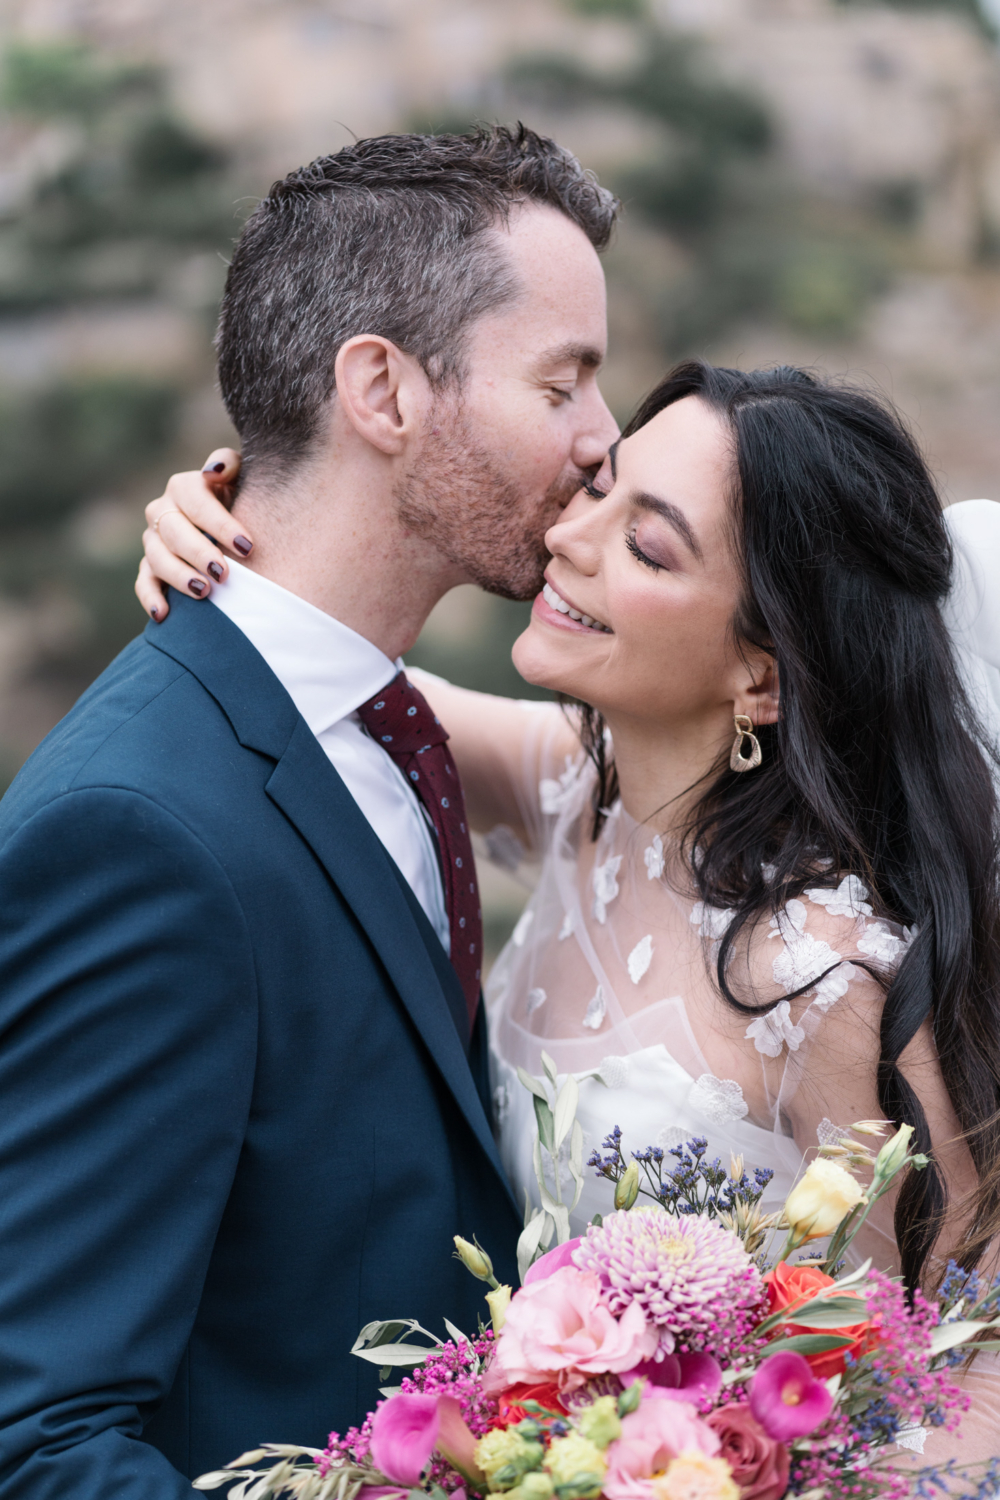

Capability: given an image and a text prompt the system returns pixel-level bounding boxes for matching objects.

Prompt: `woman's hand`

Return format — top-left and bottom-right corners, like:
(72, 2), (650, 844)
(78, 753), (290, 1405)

(136, 448), (252, 621)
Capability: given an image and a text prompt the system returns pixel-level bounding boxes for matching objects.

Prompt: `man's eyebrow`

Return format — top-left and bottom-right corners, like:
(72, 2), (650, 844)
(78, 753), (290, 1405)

(632, 490), (703, 561)
(538, 341), (604, 371)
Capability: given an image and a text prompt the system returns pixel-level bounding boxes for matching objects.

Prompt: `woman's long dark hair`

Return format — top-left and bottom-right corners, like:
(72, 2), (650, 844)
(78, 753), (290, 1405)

(580, 361), (1000, 1289)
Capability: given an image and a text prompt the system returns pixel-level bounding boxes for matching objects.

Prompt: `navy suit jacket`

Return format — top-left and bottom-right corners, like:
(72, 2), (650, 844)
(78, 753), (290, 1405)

(0, 592), (521, 1497)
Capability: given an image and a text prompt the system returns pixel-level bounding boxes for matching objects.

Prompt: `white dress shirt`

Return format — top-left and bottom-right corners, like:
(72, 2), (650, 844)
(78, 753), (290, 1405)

(210, 560), (450, 952)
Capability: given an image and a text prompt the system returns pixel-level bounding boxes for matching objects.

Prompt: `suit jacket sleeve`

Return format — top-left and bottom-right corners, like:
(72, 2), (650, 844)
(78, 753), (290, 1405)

(0, 786), (258, 1497)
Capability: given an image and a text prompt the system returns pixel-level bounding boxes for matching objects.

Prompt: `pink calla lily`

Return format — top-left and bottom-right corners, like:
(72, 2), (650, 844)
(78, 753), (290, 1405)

(749, 1351), (833, 1442)
(370, 1392), (483, 1488)
(623, 1351), (723, 1407)
(523, 1237), (583, 1285)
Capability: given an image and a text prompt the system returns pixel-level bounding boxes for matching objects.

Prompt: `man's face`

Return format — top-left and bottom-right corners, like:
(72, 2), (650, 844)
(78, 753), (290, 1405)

(395, 202), (618, 601)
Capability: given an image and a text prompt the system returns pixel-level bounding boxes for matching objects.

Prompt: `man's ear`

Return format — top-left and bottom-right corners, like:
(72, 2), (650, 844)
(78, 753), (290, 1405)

(736, 655), (780, 728)
(333, 335), (431, 456)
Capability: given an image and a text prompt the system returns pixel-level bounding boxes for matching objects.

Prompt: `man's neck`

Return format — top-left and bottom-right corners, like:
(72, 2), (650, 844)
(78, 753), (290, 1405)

(230, 467), (465, 659)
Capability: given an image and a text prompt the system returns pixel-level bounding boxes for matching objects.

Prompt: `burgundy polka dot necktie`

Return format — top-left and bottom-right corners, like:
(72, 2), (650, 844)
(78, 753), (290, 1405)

(356, 672), (482, 1028)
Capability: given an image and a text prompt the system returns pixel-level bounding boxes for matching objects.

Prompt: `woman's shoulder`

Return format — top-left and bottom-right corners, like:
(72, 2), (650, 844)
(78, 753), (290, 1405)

(734, 874), (915, 1060)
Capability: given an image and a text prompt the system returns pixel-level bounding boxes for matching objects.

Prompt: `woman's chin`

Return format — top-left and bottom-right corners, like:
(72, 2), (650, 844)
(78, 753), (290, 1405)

(512, 621), (594, 699)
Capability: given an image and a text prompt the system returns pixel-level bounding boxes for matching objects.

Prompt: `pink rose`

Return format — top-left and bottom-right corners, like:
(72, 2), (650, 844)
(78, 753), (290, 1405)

(603, 1397), (721, 1500)
(707, 1403), (789, 1500)
(485, 1267), (657, 1394)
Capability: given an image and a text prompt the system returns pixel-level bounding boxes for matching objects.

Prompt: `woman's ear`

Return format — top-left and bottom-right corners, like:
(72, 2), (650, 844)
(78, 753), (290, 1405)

(333, 335), (431, 456)
(736, 656), (780, 727)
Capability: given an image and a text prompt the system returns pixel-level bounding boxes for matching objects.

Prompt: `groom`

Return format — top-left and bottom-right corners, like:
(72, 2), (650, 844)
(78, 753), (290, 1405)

(0, 128), (617, 1495)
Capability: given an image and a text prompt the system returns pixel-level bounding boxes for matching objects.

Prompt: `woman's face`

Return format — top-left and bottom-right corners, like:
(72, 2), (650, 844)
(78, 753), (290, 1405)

(512, 395), (769, 738)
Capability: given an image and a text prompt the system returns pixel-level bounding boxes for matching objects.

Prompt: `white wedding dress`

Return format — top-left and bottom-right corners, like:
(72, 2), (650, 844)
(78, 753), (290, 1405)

(477, 498), (1000, 1465)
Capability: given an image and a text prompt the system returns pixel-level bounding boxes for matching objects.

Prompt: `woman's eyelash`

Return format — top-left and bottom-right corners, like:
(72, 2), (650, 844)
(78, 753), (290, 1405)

(584, 481), (608, 499)
(625, 530), (663, 572)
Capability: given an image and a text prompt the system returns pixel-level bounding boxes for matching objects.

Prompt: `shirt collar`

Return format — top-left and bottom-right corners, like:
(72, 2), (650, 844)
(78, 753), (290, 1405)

(208, 560), (400, 737)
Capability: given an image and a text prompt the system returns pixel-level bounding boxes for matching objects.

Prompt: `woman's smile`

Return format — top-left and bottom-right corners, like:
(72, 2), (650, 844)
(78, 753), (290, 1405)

(535, 577), (613, 634)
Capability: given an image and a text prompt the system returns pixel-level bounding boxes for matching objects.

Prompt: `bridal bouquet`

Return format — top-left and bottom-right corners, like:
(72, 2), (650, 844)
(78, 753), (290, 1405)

(195, 1059), (1000, 1500)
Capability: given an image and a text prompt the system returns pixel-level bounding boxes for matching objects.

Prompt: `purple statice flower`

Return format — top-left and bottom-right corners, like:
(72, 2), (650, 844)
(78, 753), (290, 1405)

(322, 1331), (497, 1492)
(573, 1207), (765, 1359)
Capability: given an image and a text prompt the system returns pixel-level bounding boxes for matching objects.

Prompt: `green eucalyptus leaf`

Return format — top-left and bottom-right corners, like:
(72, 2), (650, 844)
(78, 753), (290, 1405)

(517, 1066), (549, 1103)
(764, 1333), (856, 1355)
(554, 1076), (579, 1151)
(534, 1094), (556, 1155)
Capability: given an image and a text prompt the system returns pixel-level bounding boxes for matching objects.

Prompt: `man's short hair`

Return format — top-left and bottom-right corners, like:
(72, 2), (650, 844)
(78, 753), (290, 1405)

(216, 125), (618, 478)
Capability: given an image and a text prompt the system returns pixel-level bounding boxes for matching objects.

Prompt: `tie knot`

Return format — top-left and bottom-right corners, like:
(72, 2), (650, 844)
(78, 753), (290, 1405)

(356, 671), (450, 755)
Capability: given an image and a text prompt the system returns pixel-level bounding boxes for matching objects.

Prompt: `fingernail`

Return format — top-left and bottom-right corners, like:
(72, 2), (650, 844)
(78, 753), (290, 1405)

(189, 579), (207, 597)
(207, 561), (224, 582)
(233, 535), (253, 556)
(150, 607), (159, 621)
(203, 461), (227, 474)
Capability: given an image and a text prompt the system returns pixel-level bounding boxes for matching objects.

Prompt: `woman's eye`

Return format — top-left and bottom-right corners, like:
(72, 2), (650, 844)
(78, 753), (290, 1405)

(584, 481), (609, 499)
(625, 530), (663, 572)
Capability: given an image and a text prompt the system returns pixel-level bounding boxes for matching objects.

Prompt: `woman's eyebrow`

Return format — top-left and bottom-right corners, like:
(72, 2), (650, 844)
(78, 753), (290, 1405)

(632, 490), (703, 561)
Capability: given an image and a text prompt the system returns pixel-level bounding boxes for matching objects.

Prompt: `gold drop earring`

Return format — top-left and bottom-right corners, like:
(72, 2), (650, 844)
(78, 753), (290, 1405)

(730, 714), (762, 773)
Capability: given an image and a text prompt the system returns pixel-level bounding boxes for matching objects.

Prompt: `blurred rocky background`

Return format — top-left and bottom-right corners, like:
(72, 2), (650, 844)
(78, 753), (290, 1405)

(1, 0), (999, 950)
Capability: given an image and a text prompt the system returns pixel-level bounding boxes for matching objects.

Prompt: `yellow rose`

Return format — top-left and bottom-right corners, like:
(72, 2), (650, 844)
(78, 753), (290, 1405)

(614, 1161), (640, 1211)
(653, 1451), (739, 1500)
(783, 1158), (864, 1243)
(454, 1236), (494, 1282)
(544, 1433), (607, 1494)
(486, 1284), (512, 1335)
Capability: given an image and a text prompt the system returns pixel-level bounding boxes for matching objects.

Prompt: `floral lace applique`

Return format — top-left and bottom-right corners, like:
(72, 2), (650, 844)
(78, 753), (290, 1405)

(812, 962), (858, 1013)
(627, 934), (654, 984)
(493, 1082), (511, 1126)
(597, 1055), (630, 1089)
(593, 856), (623, 924)
(745, 999), (806, 1057)
(688, 1073), (749, 1124)
(539, 755), (583, 816)
(583, 985), (607, 1030)
(803, 873), (872, 921)
(816, 1117), (847, 1149)
(512, 908), (534, 947)
(644, 835), (665, 881)
(558, 910), (576, 941)
(690, 900), (734, 941)
(770, 899), (843, 995)
(857, 920), (918, 965)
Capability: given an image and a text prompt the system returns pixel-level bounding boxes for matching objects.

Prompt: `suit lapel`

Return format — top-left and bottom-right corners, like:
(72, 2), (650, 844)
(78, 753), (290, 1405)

(144, 596), (515, 1208)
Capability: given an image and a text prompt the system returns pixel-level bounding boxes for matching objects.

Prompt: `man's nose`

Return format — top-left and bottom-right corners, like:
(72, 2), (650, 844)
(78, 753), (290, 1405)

(572, 384), (620, 473)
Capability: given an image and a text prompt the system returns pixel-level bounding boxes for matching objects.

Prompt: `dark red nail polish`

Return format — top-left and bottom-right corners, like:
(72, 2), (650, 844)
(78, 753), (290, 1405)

(202, 461), (226, 474)
(207, 561), (224, 582)
(233, 535), (253, 556)
(189, 578), (207, 597)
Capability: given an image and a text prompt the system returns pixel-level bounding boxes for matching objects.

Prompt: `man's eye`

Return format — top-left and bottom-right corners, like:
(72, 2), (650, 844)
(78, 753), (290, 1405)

(549, 387), (573, 401)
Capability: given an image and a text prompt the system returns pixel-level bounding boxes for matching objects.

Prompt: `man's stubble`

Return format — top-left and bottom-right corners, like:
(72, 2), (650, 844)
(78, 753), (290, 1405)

(395, 405), (585, 603)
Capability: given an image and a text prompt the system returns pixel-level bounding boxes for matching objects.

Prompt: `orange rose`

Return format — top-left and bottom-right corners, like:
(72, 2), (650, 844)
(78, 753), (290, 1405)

(494, 1381), (566, 1428)
(764, 1262), (870, 1380)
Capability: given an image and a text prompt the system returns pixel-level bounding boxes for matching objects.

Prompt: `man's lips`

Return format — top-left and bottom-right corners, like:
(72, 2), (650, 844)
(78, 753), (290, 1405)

(534, 580), (613, 634)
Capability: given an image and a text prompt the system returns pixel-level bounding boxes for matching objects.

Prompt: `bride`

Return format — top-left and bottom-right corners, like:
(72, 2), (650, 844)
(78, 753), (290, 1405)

(137, 359), (1000, 1462)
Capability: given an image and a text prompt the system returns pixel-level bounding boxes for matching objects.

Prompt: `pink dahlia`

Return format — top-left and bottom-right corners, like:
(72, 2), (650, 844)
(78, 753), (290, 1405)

(573, 1210), (764, 1355)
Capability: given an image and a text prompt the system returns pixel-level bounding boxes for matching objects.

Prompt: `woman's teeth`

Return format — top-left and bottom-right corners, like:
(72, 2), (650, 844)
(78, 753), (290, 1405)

(542, 581), (612, 632)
